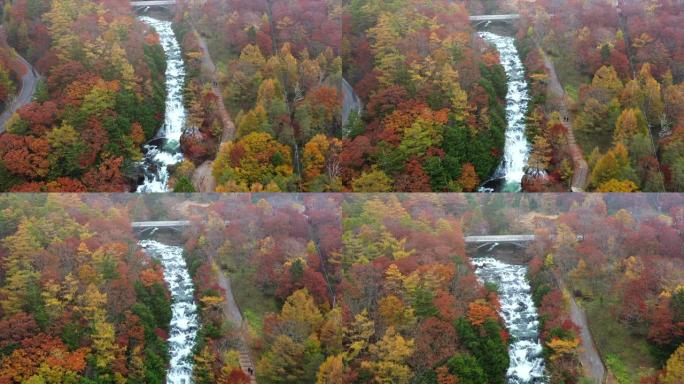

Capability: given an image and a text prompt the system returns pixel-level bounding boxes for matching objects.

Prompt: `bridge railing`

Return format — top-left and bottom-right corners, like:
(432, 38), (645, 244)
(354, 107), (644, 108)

(464, 235), (536, 243)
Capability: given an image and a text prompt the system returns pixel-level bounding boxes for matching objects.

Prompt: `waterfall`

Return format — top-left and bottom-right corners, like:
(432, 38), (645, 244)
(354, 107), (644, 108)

(140, 240), (198, 384)
(478, 32), (531, 192)
(472, 256), (547, 383)
(137, 16), (187, 193)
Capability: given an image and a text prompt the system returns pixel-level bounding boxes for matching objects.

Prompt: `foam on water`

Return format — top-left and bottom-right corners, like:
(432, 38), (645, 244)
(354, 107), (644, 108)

(472, 257), (547, 383)
(137, 16), (187, 193)
(478, 32), (531, 192)
(140, 240), (198, 384)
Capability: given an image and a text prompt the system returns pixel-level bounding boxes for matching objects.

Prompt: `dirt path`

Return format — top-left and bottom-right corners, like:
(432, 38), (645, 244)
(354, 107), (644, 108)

(193, 30), (235, 142)
(189, 29), (236, 192)
(538, 47), (589, 191)
(0, 46), (40, 132)
(562, 283), (607, 383)
(191, 160), (216, 192)
(213, 261), (257, 383)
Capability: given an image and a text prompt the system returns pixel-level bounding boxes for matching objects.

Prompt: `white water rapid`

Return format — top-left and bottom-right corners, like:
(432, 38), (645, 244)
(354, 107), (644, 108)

(137, 17), (187, 192)
(472, 256), (547, 383)
(479, 32), (531, 192)
(140, 240), (198, 384)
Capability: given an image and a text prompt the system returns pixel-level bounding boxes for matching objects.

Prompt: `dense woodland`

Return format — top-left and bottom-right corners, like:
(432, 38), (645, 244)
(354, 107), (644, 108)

(343, 0), (509, 192)
(0, 32), (18, 112)
(0, 194), (683, 382)
(527, 194), (684, 383)
(515, 0), (684, 192)
(184, 194), (510, 383)
(172, 193), (684, 383)
(0, 195), (172, 383)
(0, 0), (166, 192)
(172, 0), (342, 192)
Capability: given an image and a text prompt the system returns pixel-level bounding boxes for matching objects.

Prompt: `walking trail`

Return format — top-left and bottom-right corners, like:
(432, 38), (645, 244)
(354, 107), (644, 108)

(213, 260), (257, 384)
(191, 29), (235, 192)
(537, 46), (589, 191)
(561, 282), (607, 383)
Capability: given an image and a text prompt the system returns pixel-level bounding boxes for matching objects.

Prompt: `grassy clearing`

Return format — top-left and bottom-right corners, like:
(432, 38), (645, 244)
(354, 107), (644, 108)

(229, 267), (277, 338)
(582, 299), (657, 383)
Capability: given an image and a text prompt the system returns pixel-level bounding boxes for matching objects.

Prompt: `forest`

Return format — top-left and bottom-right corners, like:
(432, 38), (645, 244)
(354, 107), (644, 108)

(2, 193), (682, 383)
(0, 33), (18, 114)
(168, 0), (343, 193)
(0, 0), (166, 192)
(342, 0), (509, 192)
(0, 0), (682, 192)
(515, 0), (684, 192)
(0, 195), (172, 382)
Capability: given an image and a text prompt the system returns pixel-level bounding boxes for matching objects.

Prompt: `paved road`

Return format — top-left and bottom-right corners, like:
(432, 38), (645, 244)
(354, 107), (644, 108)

(342, 77), (361, 128)
(563, 283), (606, 383)
(538, 48), (589, 191)
(0, 51), (39, 133)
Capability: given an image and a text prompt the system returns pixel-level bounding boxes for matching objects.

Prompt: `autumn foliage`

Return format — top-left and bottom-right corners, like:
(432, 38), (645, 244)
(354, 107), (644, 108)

(0, 0), (167, 191)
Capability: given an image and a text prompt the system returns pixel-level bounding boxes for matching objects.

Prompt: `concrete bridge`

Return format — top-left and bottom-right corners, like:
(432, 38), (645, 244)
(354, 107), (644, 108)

(465, 234), (536, 249)
(132, 220), (191, 228)
(130, 0), (177, 12)
(132, 220), (191, 233)
(469, 14), (521, 27)
(465, 234), (535, 243)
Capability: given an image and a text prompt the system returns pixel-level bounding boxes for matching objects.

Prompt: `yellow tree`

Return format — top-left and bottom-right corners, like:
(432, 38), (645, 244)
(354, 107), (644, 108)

(352, 169), (393, 192)
(661, 343), (684, 384)
(212, 132), (293, 191)
(613, 108), (648, 145)
(280, 289), (324, 339)
(302, 134), (343, 190)
(596, 179), (639, 192)
(361, 327), (414, 384)
(368, 12), (405, 86)
(316, 354), (349, 384)
(80, 284), (119, 371)
(591, 65), (624, 100)
(589, 143), (635, 188)
(547, 337), (579, 361)
(345, 310), (375, 359)
(527, 135), (553, 174)
(0, 219), (41, 314)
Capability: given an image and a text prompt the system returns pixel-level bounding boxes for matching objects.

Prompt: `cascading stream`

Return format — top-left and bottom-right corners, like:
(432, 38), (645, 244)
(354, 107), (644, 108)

(140, 240), (198, 384)
(137, 16), (187, 193)
(479, 31), (531, 192)
(472, 255), (547, 384)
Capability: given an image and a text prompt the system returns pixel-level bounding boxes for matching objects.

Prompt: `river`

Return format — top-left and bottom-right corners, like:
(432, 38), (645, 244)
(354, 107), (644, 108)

(478, 31), (531, 192)
(472, 254), (547, 383)
(140, 239), (198, 384)
(137, 16), (187, 193)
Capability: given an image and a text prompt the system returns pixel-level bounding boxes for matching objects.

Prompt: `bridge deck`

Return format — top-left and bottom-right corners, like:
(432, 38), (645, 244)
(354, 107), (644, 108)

(464, 235), (535, 243)
(469, 14), (520, 21)
(132, 220), (191, 228)
(131, 0), (176, 6)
